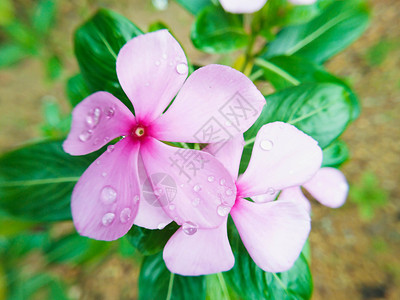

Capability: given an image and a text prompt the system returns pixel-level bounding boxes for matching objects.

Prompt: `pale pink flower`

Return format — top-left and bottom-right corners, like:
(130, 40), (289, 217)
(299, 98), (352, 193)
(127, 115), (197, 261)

(163, 122), (323, 275)
(220, 0), (317, 14)
(63, 30), (265, 241)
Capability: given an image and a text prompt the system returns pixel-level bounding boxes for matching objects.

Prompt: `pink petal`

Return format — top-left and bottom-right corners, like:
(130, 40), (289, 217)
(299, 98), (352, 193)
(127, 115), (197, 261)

(133, 155), (173, 229)
(140, 138), (236, 229)
(251, 191), (279, 203)
(203, 135), (245, 179)
(71, 138), (140, 241)
(278, 186), (311, 214)
(63, 91), (134, 156)
(237, 122), (322, 197)
(163, 219), (234, 275)
(230, 198), (310, 272)
(116, 30), (188, 123)
(152, 64), (265, 143)
(220, 0), (267, 13)
(303, 167), (348, 208)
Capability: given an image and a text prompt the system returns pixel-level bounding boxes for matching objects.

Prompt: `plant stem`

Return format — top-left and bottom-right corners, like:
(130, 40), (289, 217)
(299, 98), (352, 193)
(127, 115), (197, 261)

(254, 58), (301, 86)
(166, 273), (175, 300)
(217, 272), (231, 300)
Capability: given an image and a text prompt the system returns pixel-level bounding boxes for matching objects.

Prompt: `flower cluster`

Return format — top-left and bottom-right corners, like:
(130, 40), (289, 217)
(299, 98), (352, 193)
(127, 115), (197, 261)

(64, 30), (348, 276)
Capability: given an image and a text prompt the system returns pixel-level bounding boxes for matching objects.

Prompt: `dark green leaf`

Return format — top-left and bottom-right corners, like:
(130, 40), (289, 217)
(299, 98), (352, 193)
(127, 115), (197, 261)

(244, 83), (353, 149)
(191, 5), (248, 53)
(125, 222), (178, 255)
(139, 252), (206, 300)
(174, 0), (212, 15)
(45, 54), (63, 81)
(322, 140), (349, 167)
(66, 74), (92, 107)
(257, 56), (360, 120)
(0, 140), (100, 221)
(32, 0), (57, 37)
(263, 1), (370, 64)
(74, 9), (143, 110)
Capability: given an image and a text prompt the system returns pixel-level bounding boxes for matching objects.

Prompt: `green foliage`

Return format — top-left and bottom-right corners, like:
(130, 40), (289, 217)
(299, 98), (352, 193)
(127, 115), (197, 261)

(0, 140), (100, 221)
(263, 1), (370, 64)
(365, 39), (398, 66)
(66, 74), (92, 107)
(40, 101), (71, 139)
(173, 0), (212, 15)
(191, 5), (249, 53)
(322, 140), (350, 167)
(125, 223), (179, 256)
(74, 9), (143, 111)
(139, 252), (206, 300)
(350, 171), (389, 220)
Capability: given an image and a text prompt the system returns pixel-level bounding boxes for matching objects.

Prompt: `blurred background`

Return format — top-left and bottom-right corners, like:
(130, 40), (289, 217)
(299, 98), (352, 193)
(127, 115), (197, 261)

(0, 0), (399, 299)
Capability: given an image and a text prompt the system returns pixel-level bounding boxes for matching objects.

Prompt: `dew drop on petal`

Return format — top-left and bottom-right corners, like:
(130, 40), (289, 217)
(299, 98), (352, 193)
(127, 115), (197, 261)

(182, 221), (198, 235)
(260, 139), (274, 151)
(225, 188), (233, 196)
(193, 185), (201, 192)
(219, 179), (226, 186)
(96, 160), (101, 165)
(107, 145), (115, 153)
(102, 213), (115, 226)
(133, 195), (140, 204)
(207, 176), (215, 182)
(104, 107), (115, 118)
(162, 53), (167, 60)
(217, 205), (231, 217)
(101, 172), (107, 177)
(192, 197), (200, 207)
(79, 130), (93, 142)
(100, 186), (117, 204)
(120, 208), (131, 224)
(104, 136), (110, 143)
(176, 63), (188, 75)
(155, 60), (161, 66)
(267, 187), (275, 195)
(169, 204), (175, 211)
(180, 184), (185, 188)
(86, 108), (101, 128)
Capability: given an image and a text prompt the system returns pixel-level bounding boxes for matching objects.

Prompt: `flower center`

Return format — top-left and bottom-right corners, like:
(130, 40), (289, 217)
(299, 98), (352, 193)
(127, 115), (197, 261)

(135, 127), (145, 137)
(131, 124), (147, 140)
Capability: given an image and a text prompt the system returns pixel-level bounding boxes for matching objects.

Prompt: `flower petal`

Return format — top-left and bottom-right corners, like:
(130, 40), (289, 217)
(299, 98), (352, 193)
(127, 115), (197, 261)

(237, 122), (322, 197)
(278, 186), (311, 214)
(152, 64), (265, 143)
(220, 0), (267, 13)
(116, 30), (188, 123)
(133, 155), (173, 229)
(303, 167), (348, 208)
(230, 198), (310, 273)
(71, 138), (140, 241)
(203, 135), (244, 179)
(163, 219), (234, 275)
(63, 91), (134, 156)
(289, 0), (317, 5)
(140, 138), (236, 229)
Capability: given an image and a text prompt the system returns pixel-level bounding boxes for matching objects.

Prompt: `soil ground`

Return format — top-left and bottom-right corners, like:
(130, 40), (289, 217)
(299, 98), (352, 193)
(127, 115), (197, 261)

(0, 0), (399, 299)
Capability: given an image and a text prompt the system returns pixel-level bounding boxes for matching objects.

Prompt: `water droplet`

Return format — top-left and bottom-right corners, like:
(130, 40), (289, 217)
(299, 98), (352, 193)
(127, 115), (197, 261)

(219, 179), (226, 186)
(101, 172), (107, 177)
(120, 208), (131, 223)
(169, 204), (175, 210)
(104, 136), (110, 143)
(133, 195), (140, 204)
(86, 108), (101, 128)
(155, 60), (160, 66)
(260, 139), (274, 151)
(225, 188), (233, 196)
(154, 188), (163, 197)
(92, 138), (100, 146)
(192, 198), (200, 207)
(107, 145), (115, 152)
(180, 184), (185, 188)
(217, 205), (231, 217)
(207, 176), (215, 182)
(100, 186), (117, 204)
(182, 221), (198, 235)
(162, 53), (167, 59)
(193, 185), (201, 192)
(158, 222), (168, 229)
(96, 160), (101, 165)
(267, 187), (275, 195)
(104, 107), (115, 118)
(176, 63), (188, 74)
(102, 213), (115, 226)
(79, 130), (93, 142)
(225, 120), (233, 127)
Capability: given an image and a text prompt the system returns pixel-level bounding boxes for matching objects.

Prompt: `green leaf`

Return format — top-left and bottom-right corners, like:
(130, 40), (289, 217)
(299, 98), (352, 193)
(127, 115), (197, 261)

(256, 56), (360, 120)
(191, 5), (248, 54)
(66, 74), (92, 107)
(32, 0), (57, 37)
(125, 222), (178, 256)
(45, 55), (63, 81)
(265, 254), (313, 299)
(244, 83), (353, 149)
(263, 1), (370, 64)
(322, 140), (349, 167)
(0, 44), (29, 68)
(174, 0), (212, 15)
(148, 21), (169, 32)
(0, 140), (100, 221)
(139, 252), (206, 300)
(74, 9), (143, 110)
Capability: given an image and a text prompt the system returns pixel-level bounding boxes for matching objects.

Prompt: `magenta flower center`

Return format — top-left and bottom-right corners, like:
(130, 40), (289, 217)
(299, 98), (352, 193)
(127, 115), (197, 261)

(131, 124), (148, 140)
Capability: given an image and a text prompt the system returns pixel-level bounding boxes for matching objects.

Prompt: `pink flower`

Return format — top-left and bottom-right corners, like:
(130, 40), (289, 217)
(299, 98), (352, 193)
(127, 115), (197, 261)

(219, 0), (317, 14)
(63, 30), (265, 241)
(163, 122), (323, 275)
